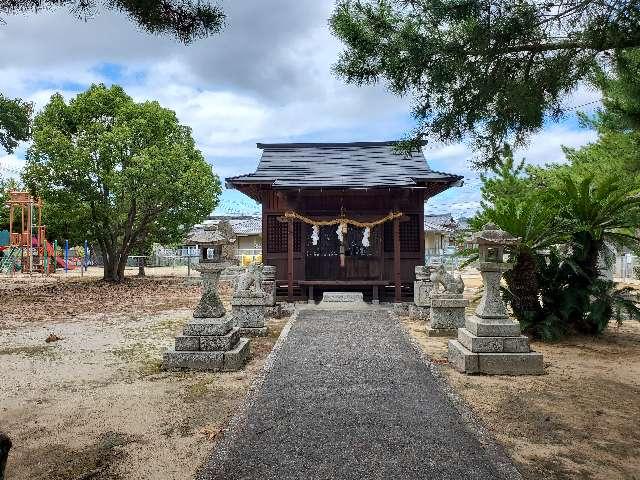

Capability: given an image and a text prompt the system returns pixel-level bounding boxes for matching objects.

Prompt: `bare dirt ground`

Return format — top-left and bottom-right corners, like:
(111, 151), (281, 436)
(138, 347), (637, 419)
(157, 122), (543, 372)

(403, 279), (640, 480)
(0, 274), (288, 480)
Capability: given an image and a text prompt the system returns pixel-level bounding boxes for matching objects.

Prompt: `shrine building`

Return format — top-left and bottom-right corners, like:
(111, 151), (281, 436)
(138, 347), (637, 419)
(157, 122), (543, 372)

(226, 142), (463, 302)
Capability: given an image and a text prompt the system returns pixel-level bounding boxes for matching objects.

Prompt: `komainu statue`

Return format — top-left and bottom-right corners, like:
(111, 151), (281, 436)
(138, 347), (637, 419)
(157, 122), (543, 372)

(234, 264), (265, 296)
(430, 264), (465, 295)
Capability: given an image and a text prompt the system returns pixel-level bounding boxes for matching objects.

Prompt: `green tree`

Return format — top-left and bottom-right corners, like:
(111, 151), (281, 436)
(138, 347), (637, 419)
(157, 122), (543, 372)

(23, 84), (221, 282)
(0, 0), (225, 43)
(561, 49), (640, 184)
(330, 1), (640, 166)
(590, 49), (640, 134)
(472, 150), (565, 325)
(0, 94), (31, 154)
(0, 175), (20, 230)
(0, 0), (226, 152)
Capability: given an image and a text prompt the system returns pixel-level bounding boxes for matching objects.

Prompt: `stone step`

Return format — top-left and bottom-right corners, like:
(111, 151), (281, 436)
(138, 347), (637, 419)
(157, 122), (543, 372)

(163, 350), (223, 371)
(183, 317), (232, 336)
(448, 340), (544, 375)
(465, 316), (521, 337)
(223, 337), (251, 371)
(238, 326), (268, 337)
(201, 327), (241, 352)
(175, 335), (200, 351)
(175, 327), (241, 352)
(163, 337), (251, 372)
(321, 292), (364, 303)
(457, 328), (530, 353)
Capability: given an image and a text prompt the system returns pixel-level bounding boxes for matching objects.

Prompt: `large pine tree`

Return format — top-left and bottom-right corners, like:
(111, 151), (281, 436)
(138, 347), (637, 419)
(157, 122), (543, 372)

(331, 1), (640, 166)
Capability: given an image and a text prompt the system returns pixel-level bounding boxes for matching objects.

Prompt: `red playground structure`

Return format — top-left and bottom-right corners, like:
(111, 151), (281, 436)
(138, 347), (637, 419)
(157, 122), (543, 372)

(4, 191), (75, 274)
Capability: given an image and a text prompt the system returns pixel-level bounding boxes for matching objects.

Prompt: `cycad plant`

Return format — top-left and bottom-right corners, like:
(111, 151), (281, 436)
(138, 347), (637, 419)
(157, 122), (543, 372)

(546, 176), (640, 335)
(485, 194), (565, 327)
(554, 175), (640, 279)
(473, 149), (566, 326)
(473, 154), (640, 340)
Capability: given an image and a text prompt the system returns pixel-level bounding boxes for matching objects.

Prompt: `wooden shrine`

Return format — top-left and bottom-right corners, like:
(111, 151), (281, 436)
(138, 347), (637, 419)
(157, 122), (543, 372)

(226, 142), (463, 302)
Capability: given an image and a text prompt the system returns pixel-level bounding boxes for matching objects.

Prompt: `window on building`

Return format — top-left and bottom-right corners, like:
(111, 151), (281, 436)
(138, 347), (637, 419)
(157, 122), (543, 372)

(383, 214), (421, 253)
(266, 216), (301, 253)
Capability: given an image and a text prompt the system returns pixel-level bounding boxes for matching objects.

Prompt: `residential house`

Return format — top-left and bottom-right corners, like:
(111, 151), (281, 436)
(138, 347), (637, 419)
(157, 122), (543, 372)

(424, 213), (457, 257)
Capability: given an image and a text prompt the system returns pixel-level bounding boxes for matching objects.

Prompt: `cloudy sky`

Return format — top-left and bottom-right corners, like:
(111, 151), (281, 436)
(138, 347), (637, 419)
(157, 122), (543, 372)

(0, 1), (601, 218)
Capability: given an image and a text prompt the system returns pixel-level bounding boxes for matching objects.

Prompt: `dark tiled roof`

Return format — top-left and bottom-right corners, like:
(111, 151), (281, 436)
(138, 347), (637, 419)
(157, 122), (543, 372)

(424, 213), (456, 232)
(226, 142), (462, 189)
(199, 216), (262, 236)
(227, 218), (261, 236)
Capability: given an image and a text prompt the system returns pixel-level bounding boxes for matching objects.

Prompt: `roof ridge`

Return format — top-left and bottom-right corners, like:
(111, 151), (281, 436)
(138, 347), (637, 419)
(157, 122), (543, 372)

(257, 141), (426, 149)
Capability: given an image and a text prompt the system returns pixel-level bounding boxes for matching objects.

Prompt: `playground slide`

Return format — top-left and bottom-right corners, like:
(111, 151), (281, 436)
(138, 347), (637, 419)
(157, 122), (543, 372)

(32, 237), (78, 269)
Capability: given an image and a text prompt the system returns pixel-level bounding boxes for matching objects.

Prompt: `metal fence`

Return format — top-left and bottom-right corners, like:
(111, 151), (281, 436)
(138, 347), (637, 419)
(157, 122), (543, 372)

(613, 254), (638, 280)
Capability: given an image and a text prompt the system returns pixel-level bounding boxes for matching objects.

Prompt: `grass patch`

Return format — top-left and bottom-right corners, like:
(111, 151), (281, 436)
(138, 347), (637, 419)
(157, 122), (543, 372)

(150, 316), (189, 336)
(183, 377), (215, 402)
(24, 431), (138, 480)
(112, 342), (164, 376)
(0, 345), (58, 358)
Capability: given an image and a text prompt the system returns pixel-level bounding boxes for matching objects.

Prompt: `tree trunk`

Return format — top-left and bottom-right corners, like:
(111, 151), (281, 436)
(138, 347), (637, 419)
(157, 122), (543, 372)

(138, 257), (146, 277)
(102, 248), (128, 282)
(103, 251), (117, 282)
(503, 249), (543, 323)
(0, 431), (11, 480)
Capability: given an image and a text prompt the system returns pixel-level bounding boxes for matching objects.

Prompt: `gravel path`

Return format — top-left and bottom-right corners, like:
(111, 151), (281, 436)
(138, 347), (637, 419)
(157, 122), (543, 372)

(197, 308), (515, 480)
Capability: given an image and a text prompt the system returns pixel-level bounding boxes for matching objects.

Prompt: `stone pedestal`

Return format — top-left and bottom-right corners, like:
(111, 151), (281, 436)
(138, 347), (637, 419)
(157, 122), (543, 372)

(192, 263), (226, 318)
(413, 266), (433, 306)
(427, 293), (468, 337)
(163, 262), (251, 371)
(411, 265), (433, 320)
(262, 265), (276, 307)
(232, 292), (268, 337)
(163, 316), (250, 371)
(448, 261), (543, 375)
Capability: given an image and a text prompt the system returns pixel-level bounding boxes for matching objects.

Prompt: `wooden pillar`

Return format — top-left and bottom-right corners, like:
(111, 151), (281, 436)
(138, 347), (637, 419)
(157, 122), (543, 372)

(308, 284), (314, 304)
(393, 216), (401, 302)
(287, 219), (294, 302)
(8, 206), (13, 239)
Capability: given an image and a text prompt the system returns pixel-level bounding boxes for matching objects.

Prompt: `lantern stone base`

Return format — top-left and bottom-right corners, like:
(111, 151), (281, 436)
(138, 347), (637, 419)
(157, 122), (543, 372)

(465, 316), (522, 337)
(448, 340), (543, 375)
(164, 338), (250, 371)
(163, 316), (250, 372)
(448, 315), (543, 375)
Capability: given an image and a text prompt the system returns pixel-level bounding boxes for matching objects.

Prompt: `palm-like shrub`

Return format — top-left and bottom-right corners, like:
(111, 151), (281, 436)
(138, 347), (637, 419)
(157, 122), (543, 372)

(484, 193), (564, 323)
(553, 176), (640, 277)
(544, 176), (640, 335)
(474, 157), (640, 340)
(474, 151), (565, 331)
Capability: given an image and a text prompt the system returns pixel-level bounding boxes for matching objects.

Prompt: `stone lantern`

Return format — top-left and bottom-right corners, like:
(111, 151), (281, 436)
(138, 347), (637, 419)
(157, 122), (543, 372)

(188, 226), (234, 318)
(164, 224), (250, 371)
(471, 223), (520, 320)
(448, 223), (543, 375)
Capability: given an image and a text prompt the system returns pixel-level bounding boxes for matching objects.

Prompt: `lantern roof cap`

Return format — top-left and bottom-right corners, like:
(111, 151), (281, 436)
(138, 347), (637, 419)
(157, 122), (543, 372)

(185, 224), (235, 246)
(469, 223), (520, 246)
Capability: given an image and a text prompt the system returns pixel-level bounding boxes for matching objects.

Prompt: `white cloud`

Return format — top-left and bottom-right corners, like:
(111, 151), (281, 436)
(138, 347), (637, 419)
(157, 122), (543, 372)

(0, 1), (603, 215)
(424, 122), (598, 217)
(0, 153), (25, 180)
